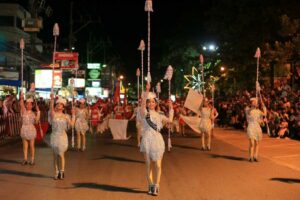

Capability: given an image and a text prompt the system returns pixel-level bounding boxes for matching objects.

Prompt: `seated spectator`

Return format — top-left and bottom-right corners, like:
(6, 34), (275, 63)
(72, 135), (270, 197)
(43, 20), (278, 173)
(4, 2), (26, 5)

(277, 117), (289, 139)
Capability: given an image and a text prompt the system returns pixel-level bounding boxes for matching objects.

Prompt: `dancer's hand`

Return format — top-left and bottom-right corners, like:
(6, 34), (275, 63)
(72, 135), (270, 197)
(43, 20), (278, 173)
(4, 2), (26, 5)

(71, 107), (76, 115)
(20, 92), (24, 100)
(35, 103), (40, 112)
(50, 93), (54, 100)
(168, 100), (173, 109)
(146, 83), (151, 92)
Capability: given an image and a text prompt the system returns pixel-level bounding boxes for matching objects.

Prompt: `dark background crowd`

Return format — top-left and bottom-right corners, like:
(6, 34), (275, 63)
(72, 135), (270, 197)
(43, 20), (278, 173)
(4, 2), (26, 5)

(216, 81), (300, 139)
(0, 79), (299, 140)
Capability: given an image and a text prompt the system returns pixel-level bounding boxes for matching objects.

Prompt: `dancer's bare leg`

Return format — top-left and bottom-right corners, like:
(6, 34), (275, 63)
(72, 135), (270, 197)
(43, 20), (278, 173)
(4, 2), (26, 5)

(201, 132), (205, 149)
(143, 153), (153, 185)
(82, 133), (86, 150)
(22, 139), (28, 162)
(137, 126), (141, 147)
(154, 159), (162, 185)
(76, 131), (81, 150)
(29, 139), (35, 163)
(249, 139), (254, 161)
(254, 140), (259, 160)
(53, 152), (59, 178)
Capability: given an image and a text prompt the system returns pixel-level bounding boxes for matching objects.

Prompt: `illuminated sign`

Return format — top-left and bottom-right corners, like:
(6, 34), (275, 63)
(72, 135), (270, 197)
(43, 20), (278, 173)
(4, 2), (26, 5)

(87, 63), (101, 69)
(68, 78), (85, 88)
(87, 69), (101, 80)
(35, 70), (62, 88)
(54, 52), (79, 70)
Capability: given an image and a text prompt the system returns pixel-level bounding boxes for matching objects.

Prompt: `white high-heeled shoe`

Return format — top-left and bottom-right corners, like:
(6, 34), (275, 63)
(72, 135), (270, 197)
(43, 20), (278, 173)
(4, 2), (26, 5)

(152, 184), (159, 196)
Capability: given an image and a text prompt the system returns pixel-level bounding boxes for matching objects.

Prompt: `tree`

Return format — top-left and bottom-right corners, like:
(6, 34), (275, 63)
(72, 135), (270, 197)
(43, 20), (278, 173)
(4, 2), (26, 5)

(263, 15), (300, 89)
(204, 0), (288, 91)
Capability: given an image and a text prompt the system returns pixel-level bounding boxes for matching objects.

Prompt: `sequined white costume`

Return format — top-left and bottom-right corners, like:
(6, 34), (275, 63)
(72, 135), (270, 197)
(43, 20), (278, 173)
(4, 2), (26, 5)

(20, 110), (37, 140)
(75, 108), (89, 134)
(50, 113), (71, 155)
(246, 108), (264, 141)
(140, 109), (173, 161)
(199, 107), (212, 133)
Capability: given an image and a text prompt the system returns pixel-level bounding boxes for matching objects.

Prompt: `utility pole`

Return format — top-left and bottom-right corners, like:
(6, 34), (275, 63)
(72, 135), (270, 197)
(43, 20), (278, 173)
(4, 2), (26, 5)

(69, 1), (73, 51)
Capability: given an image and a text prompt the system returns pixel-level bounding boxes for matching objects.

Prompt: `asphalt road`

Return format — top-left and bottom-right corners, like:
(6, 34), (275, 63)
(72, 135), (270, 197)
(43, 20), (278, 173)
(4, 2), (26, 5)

(0, 126), (299, 200)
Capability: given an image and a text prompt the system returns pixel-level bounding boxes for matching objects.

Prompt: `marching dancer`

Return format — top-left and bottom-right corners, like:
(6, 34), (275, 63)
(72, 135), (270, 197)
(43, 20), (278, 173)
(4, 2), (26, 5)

(19, 93), (40, 165)
(178, 100), (187, 136)
(140, 83), (174, 196)
(199, 99), (215, 151)
(130, 100), (142, 147)
(245, 97), (266, 162)
(49, 94), (75, 179)
(75, 98), (89, 151)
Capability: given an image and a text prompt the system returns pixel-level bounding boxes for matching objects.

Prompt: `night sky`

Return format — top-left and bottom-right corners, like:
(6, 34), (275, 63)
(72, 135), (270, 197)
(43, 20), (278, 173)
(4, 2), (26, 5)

(4, 0), (210, 82)
(3, 0), (300, 83)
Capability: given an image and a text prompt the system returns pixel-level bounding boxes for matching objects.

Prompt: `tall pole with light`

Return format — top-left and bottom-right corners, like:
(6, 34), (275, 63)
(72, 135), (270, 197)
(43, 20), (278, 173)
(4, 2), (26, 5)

(199, 54), (205, 97)
(136, 68), (140, 99)
(156, 82), (161, 105)
(52, 23), (59, 94)
(145, 0), (153, 84)
(164, 65), (173, 152)
(20, 38), (25, 92)
(254, 47), (261, 100)
(138, 40), (145, 91)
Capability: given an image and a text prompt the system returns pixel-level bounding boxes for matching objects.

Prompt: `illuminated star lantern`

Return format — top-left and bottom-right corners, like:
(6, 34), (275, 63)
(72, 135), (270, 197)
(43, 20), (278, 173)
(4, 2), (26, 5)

(184, 66), (205, 90)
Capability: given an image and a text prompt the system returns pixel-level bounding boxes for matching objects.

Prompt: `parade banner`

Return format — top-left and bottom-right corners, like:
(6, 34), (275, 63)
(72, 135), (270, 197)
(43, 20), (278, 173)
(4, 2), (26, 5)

(180, 115), (201, 134)
(184, 88), (203, 114)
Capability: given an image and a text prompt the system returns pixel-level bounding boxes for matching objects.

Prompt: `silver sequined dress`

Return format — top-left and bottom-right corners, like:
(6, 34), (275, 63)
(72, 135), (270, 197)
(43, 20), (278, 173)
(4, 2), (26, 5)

(75, 108), (89, 134)
(50, 113), (70, 155)
(140, 109), (173, 161)
(199, 107), (212, 133)
(20, 110), (37, 140)
(246, 108), (264, 141)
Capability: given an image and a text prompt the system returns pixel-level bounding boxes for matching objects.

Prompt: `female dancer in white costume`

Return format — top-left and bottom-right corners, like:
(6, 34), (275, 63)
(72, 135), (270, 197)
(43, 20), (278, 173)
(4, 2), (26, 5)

(140, 83), (174, 196)
(199, 99), (214, 151)
(75, 98), (89, 151)
(49, 94), (75, 179)
(19, 94), (40, 165)
(245, 98), (266, 162)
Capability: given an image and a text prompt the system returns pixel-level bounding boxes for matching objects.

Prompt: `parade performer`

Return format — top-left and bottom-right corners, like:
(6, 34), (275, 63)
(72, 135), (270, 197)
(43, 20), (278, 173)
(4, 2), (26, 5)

(19, 93), (40, 165)
(90, 102), (102, 134)
(124, 100), (133, 120)
(75, 98), (89, 151)
(140, 83), (174, 196)
(130, 100), (142, 147)
(114, 103), (124, 119)
(199, 99), (214, 151)
(245, 97), (266, 162)
(49, 94), (75, 179)
(178, 101), (187, 136)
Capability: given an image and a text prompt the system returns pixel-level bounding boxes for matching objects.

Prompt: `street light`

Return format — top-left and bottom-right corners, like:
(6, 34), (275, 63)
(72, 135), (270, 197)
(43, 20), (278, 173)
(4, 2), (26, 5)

(202, 43), (218, 52)
(220, 66), (226, 72)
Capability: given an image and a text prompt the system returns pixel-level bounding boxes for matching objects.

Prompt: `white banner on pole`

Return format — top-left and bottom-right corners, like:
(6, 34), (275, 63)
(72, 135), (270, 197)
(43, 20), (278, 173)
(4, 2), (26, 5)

(184, 88), (203, 115)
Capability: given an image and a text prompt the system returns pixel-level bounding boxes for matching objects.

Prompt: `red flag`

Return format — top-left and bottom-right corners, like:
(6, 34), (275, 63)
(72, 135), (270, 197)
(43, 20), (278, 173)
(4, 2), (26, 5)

(113, 81), (120, 103)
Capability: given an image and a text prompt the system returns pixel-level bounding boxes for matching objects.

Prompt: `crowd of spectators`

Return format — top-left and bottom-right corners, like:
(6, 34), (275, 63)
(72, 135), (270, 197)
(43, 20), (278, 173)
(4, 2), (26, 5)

(216, 81), (300, 139)
(0, 79), (299, 140)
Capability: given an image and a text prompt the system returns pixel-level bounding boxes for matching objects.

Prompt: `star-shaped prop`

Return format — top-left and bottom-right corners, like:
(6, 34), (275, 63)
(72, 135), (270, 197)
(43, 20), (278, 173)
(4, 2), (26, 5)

(184, 67), (205, 90)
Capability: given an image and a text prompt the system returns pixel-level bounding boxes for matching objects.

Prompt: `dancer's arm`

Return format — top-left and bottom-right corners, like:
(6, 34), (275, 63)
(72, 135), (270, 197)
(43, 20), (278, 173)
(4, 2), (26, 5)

(49, 93), (55, 119)
(162, 100), (174, 123)
(140, 83), (150, 118)
(67, 108), (76, 127)
(19, 92), (25, 114)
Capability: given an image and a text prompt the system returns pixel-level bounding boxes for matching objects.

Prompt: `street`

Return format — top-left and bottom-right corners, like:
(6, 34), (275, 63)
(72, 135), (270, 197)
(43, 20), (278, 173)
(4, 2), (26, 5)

(0, 127), (299, 200)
